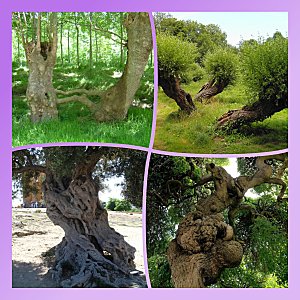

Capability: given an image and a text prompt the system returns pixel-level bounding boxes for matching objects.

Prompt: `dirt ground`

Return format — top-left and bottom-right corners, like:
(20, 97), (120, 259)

(12, 208), (145, 288)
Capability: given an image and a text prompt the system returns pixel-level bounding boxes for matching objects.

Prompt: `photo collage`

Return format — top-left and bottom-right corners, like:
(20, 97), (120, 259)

(11, 11), (288, 289)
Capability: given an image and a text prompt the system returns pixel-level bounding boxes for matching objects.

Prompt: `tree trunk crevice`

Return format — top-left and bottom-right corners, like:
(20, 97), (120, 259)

(166, 156), (287, 288)
(43, 170), (143, 287)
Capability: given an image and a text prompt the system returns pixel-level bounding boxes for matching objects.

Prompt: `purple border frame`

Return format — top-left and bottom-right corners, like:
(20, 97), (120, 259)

(1, 0), (299, 298)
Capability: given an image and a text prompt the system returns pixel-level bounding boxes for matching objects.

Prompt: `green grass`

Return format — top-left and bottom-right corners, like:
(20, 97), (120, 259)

(12, 63), (153, 147)
(13, 97), (152, 147)
(154, 79), (288, 154)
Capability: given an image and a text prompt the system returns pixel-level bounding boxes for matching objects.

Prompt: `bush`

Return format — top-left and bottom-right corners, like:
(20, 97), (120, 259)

(148, 254), (173, 288)
(203, 48), (239, 86)
(106, 198), (117, 211)
(114, 200), (132, 212)
(181, 63), (205, 84)
(106, 198), (132, 212)
(157, 32), (198, 78)
(240, 34), (288, 103)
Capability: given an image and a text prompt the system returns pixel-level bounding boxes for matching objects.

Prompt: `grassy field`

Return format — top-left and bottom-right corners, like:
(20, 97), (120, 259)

(154, 80), (288, 154)
(12, 64), (153, 148)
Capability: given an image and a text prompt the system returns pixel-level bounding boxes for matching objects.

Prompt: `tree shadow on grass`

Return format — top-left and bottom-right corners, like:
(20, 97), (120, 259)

(12, 260), (58, 288)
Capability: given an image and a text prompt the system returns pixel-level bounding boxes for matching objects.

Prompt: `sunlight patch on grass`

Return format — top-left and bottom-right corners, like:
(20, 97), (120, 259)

(154, 84), (288, 154)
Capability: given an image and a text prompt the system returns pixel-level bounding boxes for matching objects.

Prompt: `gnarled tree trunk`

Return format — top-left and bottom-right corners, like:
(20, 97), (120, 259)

(158, 71), (196, 114)
(23, 13), (59, 122)
(167, 155), (287, 288)
(55, 13), (153, 122)
(93, 13), (152, 121)
(217, 96), (288, 130)
(194, 79), (226, 103)
(41, 157), (144, 287)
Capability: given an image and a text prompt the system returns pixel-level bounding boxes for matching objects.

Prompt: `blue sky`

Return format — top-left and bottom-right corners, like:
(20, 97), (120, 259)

(170, 12), (288, 46)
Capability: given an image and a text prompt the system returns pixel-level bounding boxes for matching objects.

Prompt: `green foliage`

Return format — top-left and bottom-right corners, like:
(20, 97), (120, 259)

(157, 32), (198, 78)
(250, 217), (288, 283)
(157, 16), (228, 64)
(148, 254), (173, 288)
(215, 217), (288, 288)
(181, 63), (205, 84)
(203, 48), (239, 86)
(241, 34), (288, 103)
(106, 198), (132, 212)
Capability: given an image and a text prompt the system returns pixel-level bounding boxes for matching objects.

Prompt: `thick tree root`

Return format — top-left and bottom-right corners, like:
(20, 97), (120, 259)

(51, 238), (146, 288)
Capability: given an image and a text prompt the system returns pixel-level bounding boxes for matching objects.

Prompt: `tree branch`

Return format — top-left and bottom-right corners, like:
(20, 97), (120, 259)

(36, 13), (41, 50)
(55, 88), (102, 97)
(12, 165), (49, 175)
(56, 95), (97, 110)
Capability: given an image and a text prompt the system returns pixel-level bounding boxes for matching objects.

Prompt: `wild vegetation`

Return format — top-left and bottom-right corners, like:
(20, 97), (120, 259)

(12, 12), (153, 147)
(154, 14), (288, 154)
(146, 154), (288, 288)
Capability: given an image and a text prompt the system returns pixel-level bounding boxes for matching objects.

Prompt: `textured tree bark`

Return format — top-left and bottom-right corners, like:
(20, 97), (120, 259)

(167, 155), (287, 288)
(194, 79), (226, 103)
(217, 97), (288, 130)
(93, 13), (152, 121)
(158, 71), (196, 114)
(24, 13), (59, 122)
(41, 159), (144, 287)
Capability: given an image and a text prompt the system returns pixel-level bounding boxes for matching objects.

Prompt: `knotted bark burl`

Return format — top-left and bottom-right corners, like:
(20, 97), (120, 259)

(167, 155), (287, 288)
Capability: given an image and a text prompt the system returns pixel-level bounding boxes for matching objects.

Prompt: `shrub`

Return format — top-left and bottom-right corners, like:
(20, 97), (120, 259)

(106, 198), (117, 211)
(106, 198), (132, 212)
(203, 48), (239, 86)
(240, 34), (288, 104)
(114, 200), (132, 212)
(157, 32), (198, 78)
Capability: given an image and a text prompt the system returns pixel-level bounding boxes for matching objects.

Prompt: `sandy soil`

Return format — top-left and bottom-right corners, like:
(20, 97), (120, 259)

(12, 208), (145, 288)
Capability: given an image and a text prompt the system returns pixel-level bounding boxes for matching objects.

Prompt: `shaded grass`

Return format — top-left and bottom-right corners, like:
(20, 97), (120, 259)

(12, 63), (153, 147)
(13, 97), (152, 147)
(154, 80), (288, 154)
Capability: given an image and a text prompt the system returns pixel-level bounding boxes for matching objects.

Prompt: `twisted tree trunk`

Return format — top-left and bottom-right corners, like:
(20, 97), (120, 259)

(39, 155), (145, 287)
(158, 71), (196, 114)
(24, 14), (59, 122)
(194, 79), (226, 103)
(167, 155), (287, 288)
(93, 12), (152, 121)
(217, 96), (288, 130)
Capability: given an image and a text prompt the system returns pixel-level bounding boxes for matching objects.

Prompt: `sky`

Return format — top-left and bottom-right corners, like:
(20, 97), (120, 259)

(170, 12), (288, 46)
(98, 176), (124, 203)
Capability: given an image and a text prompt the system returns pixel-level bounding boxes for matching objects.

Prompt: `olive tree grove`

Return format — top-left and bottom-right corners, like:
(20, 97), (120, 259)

(13, 146), (147, 288)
